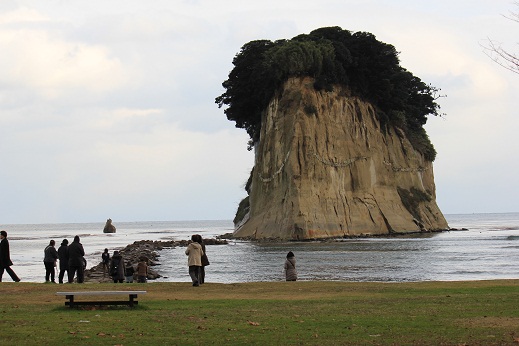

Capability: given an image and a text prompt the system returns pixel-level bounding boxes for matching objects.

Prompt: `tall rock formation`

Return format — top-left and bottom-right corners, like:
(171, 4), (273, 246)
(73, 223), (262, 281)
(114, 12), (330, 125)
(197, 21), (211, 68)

(103, 218), (116, 233)
(234, 77), (448, 239)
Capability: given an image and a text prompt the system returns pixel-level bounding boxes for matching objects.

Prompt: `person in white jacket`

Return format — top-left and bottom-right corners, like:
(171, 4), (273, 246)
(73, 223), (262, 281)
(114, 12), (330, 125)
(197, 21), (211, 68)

(185, 235), (204, 286)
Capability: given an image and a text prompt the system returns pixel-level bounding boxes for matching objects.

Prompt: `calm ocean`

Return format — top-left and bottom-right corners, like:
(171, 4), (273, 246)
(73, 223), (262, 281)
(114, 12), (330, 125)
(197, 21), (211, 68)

(2, 213), (519, 283)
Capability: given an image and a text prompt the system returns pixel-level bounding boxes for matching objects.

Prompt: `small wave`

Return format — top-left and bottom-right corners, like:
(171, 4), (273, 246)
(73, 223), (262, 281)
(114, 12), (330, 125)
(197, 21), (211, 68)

(9, 236), (41, 241)
(489, 227), (519, 231)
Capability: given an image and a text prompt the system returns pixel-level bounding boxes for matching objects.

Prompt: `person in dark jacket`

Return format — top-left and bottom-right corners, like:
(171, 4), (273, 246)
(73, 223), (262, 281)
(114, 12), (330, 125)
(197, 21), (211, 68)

(0, 230), (20, 282)
(43, 239), (58, 283)
(196, 234), (209, 284)
(102, 248), (110, 276)
(125, 261), (135, 283)
(67, 235), (85, 283)
(57, 239), (69, 284)
(284, 251), (297, 281)
(110, 251), (125, 283)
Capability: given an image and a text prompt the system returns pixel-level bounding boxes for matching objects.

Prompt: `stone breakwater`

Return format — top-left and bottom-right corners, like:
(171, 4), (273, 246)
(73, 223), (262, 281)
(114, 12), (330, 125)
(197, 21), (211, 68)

(84, 238), (227, 283)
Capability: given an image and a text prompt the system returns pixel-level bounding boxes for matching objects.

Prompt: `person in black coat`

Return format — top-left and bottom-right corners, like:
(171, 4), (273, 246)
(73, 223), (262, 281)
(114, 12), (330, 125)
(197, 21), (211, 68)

(67, 235), (85, 283)
(57, 239), (69, 284)
(0, 231), (20, 282)
(110, 251), (125, 283)
(43, 239), (59, 283)
(196, 234), (209, 284)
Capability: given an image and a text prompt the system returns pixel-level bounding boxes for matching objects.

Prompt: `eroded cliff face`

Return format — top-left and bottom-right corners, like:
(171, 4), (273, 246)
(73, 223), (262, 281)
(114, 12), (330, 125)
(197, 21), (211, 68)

(235, 77), (448, 239)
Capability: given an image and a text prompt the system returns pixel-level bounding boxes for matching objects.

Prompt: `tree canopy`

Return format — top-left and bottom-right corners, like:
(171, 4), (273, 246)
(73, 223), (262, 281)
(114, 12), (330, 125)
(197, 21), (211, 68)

(216, 26), (443, 161)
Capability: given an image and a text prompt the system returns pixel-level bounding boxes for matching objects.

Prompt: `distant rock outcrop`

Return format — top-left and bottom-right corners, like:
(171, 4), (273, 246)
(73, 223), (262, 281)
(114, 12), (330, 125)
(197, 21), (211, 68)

(103, 218), (116, 233)
(234, 77), (448, 239)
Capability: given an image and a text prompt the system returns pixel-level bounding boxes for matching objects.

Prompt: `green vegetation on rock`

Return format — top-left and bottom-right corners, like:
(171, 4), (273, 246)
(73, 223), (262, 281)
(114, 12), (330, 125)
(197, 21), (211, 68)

(397, 186), (433, 220)
(216, 26), (443, 161)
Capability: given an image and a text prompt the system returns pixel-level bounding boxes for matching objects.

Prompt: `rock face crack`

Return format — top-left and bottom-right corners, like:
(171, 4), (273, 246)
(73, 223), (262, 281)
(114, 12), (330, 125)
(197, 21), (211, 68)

(234, 77), (448, 240)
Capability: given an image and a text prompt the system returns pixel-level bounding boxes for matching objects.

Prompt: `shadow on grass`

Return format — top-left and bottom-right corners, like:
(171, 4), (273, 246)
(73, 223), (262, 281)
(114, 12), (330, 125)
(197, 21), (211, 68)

(52, 304), (149, 311)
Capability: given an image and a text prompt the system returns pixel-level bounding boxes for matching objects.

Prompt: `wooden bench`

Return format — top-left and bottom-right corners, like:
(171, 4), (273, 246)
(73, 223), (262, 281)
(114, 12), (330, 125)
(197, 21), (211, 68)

(56, 290), (147, 308)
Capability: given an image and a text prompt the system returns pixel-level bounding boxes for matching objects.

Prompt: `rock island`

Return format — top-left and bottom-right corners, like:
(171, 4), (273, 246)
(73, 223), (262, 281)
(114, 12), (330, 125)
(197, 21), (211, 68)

(217, 27), (449, 239)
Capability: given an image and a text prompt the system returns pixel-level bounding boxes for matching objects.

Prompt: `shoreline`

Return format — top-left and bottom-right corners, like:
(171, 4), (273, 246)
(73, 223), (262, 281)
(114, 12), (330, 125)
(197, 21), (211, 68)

(218, 227), (466, 242)
(84, 229), (463, 282)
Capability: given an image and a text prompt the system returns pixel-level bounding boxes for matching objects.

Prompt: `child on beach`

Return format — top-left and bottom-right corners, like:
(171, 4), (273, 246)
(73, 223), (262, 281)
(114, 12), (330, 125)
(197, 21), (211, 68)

(101, 248), (110, 275)
(136, 257), (148, 283)
(125, 262), (135, 283)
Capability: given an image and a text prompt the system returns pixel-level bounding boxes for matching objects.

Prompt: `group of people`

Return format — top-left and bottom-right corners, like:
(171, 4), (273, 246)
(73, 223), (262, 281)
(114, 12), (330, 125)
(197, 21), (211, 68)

(102, 248), (149, 283)
(43, 235), (86, 283)
(184, 235), (297, 284)
(1, 232), (86, 284)
(43, 240), (150, 284)
(1, 229), (297, 284)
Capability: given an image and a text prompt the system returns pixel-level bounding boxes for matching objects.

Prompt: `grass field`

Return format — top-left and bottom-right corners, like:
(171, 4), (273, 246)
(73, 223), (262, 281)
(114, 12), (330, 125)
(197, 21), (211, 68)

(1, 280), (519, 345)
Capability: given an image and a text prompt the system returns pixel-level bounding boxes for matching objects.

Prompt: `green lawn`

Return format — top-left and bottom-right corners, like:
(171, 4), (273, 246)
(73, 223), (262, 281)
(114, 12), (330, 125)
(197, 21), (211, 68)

(1, 280), (518, 345)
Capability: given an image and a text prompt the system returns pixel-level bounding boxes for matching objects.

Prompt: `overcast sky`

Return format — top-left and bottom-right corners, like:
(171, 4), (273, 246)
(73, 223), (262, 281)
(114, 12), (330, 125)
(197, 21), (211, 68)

(1, 0), (517, 224)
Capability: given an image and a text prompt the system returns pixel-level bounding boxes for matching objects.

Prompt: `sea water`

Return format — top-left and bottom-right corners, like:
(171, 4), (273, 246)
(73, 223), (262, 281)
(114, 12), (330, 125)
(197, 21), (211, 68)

(2, 213), (519, 283)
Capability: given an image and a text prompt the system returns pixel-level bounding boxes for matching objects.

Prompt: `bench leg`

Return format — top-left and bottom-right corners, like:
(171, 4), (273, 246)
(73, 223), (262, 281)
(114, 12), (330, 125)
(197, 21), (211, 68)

(129, 294), (137, 307)
(66, 295), (75, 308)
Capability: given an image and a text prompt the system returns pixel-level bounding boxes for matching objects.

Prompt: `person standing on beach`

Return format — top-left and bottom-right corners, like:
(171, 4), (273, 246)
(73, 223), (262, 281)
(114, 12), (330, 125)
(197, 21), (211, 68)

(43, 240), (58, 283)
(125, 261), (135, 283)
(284, 251), (297, 281)
(0, 231), (20, 282)
(185, 234), (203, 286)
(110, 251), (125, 283)
(102, 248), (110, 276)
(197, 235), (209, 284)
(67, 235), (85, 283)
(57, 239), (69, 284)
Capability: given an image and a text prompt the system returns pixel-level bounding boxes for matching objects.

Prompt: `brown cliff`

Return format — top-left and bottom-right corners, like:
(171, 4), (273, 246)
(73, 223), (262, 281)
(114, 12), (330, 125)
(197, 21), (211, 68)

(234, 77), (448, 239)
